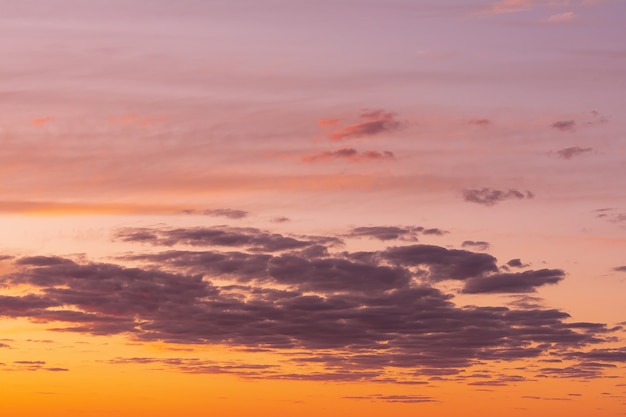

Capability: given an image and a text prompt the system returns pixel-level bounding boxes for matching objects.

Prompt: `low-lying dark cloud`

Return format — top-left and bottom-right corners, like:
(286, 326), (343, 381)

(301, 148), (396, 163)
(555, 147), (593, 160)
(114, 226), (342, 252)
(613, 266), (626, 272)
(346, 226), (446, 241)
(552, 120), (576, 131)
(0, 223), (619, 384)
(462, 188), (534, 206)
(462, 269), (564, 294)
(328, 109), (401, 142)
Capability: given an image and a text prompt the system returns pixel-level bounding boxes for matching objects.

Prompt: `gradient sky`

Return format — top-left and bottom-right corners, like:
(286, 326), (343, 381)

(1, 0), (626, 416)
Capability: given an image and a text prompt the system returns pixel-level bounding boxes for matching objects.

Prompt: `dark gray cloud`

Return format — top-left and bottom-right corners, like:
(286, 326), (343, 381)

(383, 244), (498, 281)
(552, 120), (576, 131)
(461, 269), (564, 294)
(462, 240), (490, 250)
(328, 109), (401, 142)
(301, 148), (396, 163)
(202, 208), (249, 219)
(114, 226), (342, 252)
(462, 188), (534, 206)
(506, 259), (525, 268)
(613, 266), (626, 272)
(0, 224), (619, 383)
(555, 147), (593, 160)
(346, 226), (446, 241)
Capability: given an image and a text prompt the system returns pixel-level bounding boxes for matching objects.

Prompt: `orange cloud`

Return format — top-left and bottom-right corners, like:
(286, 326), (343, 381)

(328, 109), (401, 142)
(317, 118), (340, 127)
(31, 116), (52, 126)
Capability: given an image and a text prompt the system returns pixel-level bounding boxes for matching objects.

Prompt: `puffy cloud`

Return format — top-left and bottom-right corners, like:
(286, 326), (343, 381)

(382, 244), (499, 281)
(462, 188), (534, 206)
(0, 224), (619, 382)
(327, 109), (401, 142)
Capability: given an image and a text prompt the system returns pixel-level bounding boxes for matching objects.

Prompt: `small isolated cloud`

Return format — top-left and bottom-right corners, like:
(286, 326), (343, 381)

(614, 266), (626, 272)
(328, 109), (401, 142)
(507, 259), (525, 268)
(462, 188), (534, 206)
(301, 148), (396, 163)
(271, 217), (291, 223)
(552, 120), (576, 131)
(344, 394), (437, 403)
(462, 241), (490, 250)
(555, 147), (593, 160)
(203, 209), (249, 219)
(318, 118), (340, 127)
(31, 116), (52, 126)
(484, 0), (532, 15)
(547, 11), (576, 22)
(468, 118), (492, 126)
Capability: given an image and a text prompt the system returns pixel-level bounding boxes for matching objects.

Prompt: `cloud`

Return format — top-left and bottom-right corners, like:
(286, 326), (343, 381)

(202, 208), (249, 219)
(301, 148), (396, 163)
(462, 188), (534, 206)
(555, 147), (593, 159)
(346, 226), (446, 241)
(382, 244), (499, 281)
(0, 224), (619, 382)
(483, 0), (532, 15)
(468, 118), (492, 126)
(31, 116), (52, 126)
(327, 109), (401, 142)
(614, 266), (626, 272)
(547, 11), (576, 22)
(462, 241), (490, 250)
(461, 269), (565, 293)
(114, 226), (342, 252)
(344, 394), (437, 403)
(552, 120), (576, 131)
(318, 118), (340, 127)
(507, 259), (524, 268)
(271, 217), (291, 223)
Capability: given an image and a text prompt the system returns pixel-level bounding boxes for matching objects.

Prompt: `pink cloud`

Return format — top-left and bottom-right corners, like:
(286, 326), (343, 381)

(301, 147), (396, 163)
(485, 0), (533, 15)
(547, 11), (576, 22)
(328, 109), (401, 142)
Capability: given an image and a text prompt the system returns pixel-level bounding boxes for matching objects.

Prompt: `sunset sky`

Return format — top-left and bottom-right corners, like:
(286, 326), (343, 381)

(1, 0), (626, 415)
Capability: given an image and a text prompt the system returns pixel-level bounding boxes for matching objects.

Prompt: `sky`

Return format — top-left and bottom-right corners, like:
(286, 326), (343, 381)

(1, 0), (626, 415)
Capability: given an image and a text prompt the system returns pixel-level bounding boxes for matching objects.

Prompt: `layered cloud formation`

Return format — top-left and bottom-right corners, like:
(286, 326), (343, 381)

(1, 223), (623, 384)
